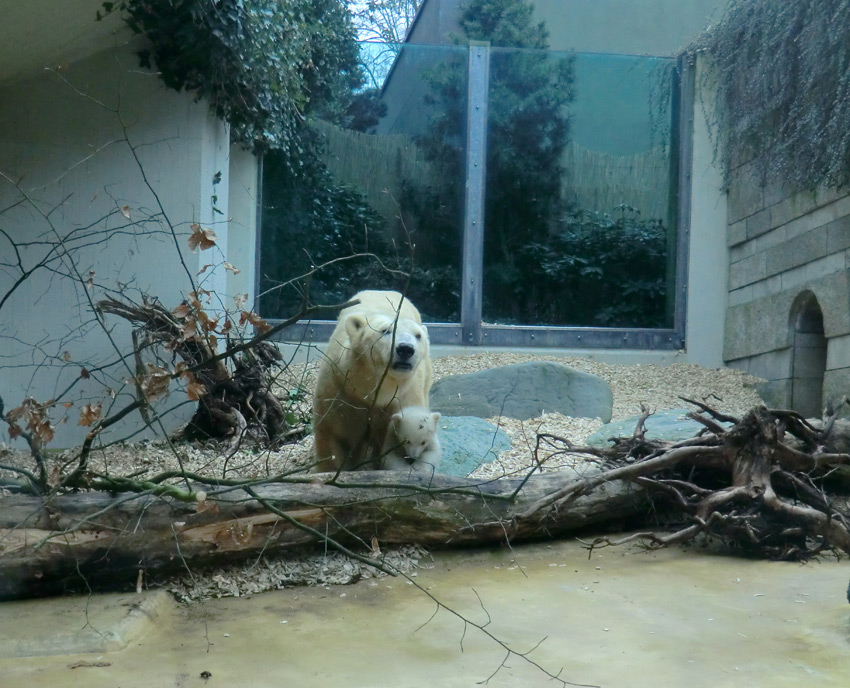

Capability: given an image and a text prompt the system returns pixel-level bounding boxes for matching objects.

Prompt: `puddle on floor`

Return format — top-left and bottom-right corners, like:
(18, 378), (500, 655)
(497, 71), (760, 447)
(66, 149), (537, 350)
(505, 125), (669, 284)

(2, 539), (849, 687)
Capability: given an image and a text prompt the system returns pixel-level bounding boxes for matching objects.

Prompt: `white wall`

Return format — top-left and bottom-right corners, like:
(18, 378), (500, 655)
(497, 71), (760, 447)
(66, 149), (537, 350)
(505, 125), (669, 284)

(227, 146), (260, 308)
(0, 46), (258, 448)
(537, 0), (728, 56)
(405, 0), (729, 55)
(684, 56), (729, 368)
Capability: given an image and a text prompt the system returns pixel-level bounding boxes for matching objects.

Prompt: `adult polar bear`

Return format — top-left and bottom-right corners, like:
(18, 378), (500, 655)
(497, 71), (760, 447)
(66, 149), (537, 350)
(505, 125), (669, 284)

(313, 290), (432, 472)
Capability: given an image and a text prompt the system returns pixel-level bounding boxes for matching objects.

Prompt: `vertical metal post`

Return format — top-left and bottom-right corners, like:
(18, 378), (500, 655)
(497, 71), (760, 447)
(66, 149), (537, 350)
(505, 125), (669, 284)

(254, 152), (264, 312)
(461, 41), (490, 346)
(673, 54), (695, 348)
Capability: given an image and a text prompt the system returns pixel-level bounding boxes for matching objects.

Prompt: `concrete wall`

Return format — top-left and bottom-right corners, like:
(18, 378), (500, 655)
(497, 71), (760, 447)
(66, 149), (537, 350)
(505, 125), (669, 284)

(0, 46), (258, 447)
(227, 146), (261, 306)
(723, 158), (850, 413)
(536, 0), (727, 56)
(405, 0), (460, 44)
(382, 0), (729, 136)
(404, 0), (728, 54)
(685, 57), (728, 368)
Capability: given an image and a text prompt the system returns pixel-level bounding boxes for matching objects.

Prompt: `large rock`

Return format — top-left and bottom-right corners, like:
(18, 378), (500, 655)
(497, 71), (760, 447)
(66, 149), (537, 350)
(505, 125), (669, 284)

(437, 416), (511, 477)
(586, 407), (733, 447)
(431, 361), (613, 422)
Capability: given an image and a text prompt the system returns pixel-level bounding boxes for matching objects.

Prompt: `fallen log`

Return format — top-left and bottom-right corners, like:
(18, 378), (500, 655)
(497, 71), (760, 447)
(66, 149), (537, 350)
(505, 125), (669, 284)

(0, 468), (649, 600)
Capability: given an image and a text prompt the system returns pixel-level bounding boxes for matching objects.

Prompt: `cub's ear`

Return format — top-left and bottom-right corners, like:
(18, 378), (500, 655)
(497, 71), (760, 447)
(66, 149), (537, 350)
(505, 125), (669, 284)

(391, 412), (403, 423)
(344, 314), (367, 338)
(431, 412), (441, 424)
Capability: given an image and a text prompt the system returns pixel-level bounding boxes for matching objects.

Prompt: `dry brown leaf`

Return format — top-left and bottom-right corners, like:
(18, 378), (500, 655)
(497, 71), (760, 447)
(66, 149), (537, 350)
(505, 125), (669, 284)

(7, 398), (55, 446)
(181, 318), (197, 340)
(239, 310), (270, 333)
(77, 402), (102, 427)
(141, 364), (171, 401)
(186, 378), (208, 401)
(370, 536), (382, 558)
(188, 224), (218, 251)
(196, 310), (216, 332)
(172, 303), (191, 319)
(48, 464), (62, 488)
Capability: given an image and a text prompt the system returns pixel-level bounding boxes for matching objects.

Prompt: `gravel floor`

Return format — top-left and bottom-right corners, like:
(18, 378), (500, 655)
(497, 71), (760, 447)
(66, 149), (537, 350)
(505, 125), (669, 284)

(429, 353), (765, 480)
(0, 353), (765, 484)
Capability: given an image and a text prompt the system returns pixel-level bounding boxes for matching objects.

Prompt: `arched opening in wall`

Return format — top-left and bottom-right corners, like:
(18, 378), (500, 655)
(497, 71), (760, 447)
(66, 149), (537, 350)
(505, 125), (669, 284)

(790, 291), (827, 418)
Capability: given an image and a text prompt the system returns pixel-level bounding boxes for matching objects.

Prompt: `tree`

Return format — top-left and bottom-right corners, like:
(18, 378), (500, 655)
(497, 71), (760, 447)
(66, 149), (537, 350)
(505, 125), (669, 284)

(106, 0), (365, 165)
(408, 0), (574, 323)
(258, 154), (401, 319)
(350, 0), (423, 43)
(350, 0), (425, 89)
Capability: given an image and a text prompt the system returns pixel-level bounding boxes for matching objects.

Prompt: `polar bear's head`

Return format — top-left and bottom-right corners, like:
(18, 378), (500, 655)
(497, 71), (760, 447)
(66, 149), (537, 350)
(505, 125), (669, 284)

(388, 406), (441, 460)
(344, 312), (429, 380)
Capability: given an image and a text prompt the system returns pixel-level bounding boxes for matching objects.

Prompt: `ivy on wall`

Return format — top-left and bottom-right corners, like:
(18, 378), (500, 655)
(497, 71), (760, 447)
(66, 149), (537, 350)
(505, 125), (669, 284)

(99, 0), (363, 164)
(691, 0), (850, 191)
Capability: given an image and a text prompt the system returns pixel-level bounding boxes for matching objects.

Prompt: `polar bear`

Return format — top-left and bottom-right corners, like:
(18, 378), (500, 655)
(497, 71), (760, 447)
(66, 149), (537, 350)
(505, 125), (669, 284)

(312, 290), (432, 472)
(381, 406), (442, 473)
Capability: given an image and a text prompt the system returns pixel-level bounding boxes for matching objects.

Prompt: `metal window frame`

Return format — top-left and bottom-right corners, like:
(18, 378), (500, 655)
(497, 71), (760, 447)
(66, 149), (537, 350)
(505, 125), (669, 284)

(460, 41), (489, 346)
(259, 49), (694, 352)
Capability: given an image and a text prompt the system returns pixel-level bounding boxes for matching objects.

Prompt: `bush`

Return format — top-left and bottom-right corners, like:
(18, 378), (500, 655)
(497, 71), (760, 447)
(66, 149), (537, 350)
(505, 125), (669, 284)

(259, 152), (401, 318)
(513, 206), (669, 328)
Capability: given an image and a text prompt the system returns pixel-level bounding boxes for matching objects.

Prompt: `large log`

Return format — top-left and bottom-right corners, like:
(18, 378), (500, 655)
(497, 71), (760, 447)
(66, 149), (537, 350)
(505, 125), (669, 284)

(0, 469), (648, 599)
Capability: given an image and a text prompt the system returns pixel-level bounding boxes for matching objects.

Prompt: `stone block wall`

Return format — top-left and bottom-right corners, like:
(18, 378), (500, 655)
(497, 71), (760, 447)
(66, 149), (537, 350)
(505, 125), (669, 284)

(724, 160), (850, 415)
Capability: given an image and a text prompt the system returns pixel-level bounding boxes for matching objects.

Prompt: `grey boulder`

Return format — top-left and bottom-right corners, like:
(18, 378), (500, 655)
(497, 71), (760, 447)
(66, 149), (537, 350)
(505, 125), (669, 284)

(437, 416), (511, 477)
(431, 361), (613, 422)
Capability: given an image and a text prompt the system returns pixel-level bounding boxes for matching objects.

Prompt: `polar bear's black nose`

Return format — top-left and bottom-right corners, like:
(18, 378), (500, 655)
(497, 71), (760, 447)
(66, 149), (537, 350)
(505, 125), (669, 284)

(396, 342), (415, 360)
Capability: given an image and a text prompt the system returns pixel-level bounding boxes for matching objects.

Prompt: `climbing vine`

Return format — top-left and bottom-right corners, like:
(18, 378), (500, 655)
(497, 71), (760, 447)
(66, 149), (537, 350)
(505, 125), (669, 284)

(99, 0), (363, 162)
(691, 0), (850, 190)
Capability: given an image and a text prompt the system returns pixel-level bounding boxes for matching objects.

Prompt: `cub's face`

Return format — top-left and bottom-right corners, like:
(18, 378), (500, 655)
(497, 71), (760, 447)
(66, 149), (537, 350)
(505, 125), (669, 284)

(345, 313), (429, 379)
(391, 408), (440, 459)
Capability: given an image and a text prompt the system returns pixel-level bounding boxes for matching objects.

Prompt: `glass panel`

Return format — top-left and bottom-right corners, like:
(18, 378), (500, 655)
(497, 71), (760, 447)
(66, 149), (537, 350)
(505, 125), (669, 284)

(481, 49), (677, 329)
(259, 42), (468, 323)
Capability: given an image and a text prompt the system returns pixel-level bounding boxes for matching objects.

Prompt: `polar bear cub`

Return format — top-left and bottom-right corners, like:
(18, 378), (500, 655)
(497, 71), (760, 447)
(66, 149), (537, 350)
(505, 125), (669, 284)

(381, 406), (442, 473)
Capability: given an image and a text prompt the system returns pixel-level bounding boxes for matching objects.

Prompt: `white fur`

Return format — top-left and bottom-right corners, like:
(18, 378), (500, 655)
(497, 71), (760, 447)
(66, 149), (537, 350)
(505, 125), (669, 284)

(312, 291), (432, 472)
(381, 406), (442, 474)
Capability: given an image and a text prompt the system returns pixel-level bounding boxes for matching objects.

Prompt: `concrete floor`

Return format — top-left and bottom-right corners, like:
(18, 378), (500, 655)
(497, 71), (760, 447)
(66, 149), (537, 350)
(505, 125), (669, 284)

(2, 539), (849, 688)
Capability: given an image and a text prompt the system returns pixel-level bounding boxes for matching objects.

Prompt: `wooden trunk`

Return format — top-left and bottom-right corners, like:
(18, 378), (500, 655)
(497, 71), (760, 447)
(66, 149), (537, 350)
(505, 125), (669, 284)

(0, 470), (648, 599)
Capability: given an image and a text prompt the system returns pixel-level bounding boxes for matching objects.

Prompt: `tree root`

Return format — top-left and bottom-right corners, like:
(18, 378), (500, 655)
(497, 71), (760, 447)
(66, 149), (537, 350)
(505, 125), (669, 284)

(534, 403), (850, 561)
(97, 296), (293, 446)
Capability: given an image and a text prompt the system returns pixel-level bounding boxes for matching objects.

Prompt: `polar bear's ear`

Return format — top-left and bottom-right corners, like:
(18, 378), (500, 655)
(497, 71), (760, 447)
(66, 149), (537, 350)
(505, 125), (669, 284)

(344, 314), (367, 338)
(431, 412), (441, 424)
